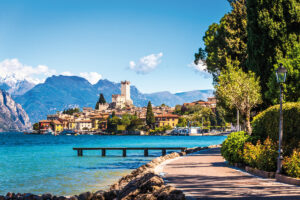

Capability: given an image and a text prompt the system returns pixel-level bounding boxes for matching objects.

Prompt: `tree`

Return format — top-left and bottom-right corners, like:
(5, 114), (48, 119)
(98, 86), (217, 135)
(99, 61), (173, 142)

(33, 123), (39, 131)
(95, 93), (106, 109)
(246, 0), (300, 106)
(146, 101), (155, 129)
(215, 65), (262, 134)
(62, 107), (80, 115)
(197, 0), (247, 82)
(266, 43), (300, 104)
(107, 115), (120, 133)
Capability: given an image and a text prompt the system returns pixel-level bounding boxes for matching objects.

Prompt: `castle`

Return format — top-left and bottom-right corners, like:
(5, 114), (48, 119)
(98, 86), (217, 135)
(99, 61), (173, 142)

(111, 81), (133, 108)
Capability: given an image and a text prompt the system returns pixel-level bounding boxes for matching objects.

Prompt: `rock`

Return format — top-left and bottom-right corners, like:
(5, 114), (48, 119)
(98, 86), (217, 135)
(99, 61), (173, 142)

(103, 190), (118, 200)
(42, 193), (53, 200)
(0, 196), (5, 200)
(68, 196), (78, 200)
(91, 190), (105, 200)
(156, 185), (185, 200)
(140, 176), (164, 193)
(78, 192), (93, 200)
(0, 90), (31, 132)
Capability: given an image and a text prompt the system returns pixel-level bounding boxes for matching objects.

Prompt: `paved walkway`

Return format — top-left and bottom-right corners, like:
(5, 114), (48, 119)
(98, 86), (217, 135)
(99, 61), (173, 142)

(162, 148), (300, 200)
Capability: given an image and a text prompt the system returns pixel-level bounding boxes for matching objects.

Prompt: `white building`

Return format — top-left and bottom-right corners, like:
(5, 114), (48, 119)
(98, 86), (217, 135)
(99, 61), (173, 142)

(111, 81), (133, 108)
(75, 120), (92, 131)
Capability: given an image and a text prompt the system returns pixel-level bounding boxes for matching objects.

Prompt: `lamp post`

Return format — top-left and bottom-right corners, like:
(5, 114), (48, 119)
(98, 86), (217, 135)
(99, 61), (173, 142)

(275, 63), (287, 174)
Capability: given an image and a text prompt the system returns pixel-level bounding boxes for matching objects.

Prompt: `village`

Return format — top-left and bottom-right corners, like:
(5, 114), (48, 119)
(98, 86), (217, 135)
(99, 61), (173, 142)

(36, 81), (217, 135)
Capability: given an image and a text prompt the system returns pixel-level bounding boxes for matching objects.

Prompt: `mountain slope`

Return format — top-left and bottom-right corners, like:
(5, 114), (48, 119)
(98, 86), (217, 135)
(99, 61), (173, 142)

(0, 90), (31, 132)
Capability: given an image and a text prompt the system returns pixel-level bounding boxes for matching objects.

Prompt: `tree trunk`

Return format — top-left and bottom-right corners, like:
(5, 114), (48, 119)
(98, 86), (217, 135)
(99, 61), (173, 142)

(246, 109), (252, 134)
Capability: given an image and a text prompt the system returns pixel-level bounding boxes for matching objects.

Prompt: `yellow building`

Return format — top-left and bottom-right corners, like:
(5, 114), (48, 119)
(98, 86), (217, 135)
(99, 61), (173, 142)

(68, 120), (76, 130)
(155, 114), (179, 128)
(51, 120), (63, 134)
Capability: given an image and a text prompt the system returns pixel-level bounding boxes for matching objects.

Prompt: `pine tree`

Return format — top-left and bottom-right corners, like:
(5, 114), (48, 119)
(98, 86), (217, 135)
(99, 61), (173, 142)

(146, 101), (155, 129)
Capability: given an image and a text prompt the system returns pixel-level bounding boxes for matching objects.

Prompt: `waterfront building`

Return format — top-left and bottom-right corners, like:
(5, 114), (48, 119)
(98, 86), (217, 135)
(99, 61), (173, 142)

(39, 120), (52, 134)
(51, 120), (63, 133)
(75, 119), (92, 131)
(155, 114), (179, 128)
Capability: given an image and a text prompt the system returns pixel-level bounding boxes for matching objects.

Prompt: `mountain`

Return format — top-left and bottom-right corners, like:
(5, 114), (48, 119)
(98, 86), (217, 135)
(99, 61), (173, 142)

(15, 75), (214, 123)
(0, 90), (31, 132)
(0, 79), (35, 96)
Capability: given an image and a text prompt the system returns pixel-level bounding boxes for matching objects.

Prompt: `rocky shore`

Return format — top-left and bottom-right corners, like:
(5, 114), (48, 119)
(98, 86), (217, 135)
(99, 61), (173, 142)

(0, 145), (221, 200)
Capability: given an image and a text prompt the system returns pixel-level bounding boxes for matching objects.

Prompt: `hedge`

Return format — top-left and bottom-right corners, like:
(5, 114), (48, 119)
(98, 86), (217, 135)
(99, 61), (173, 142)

(252, 102), (300, 155)
(221, 131), (250, 164)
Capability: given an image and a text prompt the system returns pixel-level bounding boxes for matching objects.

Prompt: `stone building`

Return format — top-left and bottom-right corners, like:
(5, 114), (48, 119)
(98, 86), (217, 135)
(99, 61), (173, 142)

(111, 81), (133, 108)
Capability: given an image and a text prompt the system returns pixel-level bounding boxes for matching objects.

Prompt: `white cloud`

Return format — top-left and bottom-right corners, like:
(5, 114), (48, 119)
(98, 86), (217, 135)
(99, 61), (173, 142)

(188, 60), (210, 78)
(79, 72), (102, 84)
(61, 71), (73, 76)
(129, 52), (163, 74)
(0, 58), (56, 85)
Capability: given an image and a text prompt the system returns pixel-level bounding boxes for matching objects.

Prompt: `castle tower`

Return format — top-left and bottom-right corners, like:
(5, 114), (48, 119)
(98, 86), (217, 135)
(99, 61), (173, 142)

(121, 81), (133, 105)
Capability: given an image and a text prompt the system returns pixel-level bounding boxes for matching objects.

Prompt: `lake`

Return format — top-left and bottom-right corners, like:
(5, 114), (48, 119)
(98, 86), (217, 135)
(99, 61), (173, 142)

(0, 133), (226, 196)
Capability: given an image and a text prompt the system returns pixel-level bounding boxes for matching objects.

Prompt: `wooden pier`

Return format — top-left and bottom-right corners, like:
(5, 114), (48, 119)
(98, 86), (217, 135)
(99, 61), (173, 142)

(73, 147), (187, 157)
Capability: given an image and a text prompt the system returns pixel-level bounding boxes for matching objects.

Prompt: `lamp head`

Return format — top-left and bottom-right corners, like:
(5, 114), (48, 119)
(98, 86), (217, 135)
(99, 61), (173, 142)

(276, 63), (287, 83)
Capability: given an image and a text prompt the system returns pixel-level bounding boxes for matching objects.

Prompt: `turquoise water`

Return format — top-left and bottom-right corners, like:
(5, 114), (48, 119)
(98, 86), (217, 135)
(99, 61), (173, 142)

(0, 133), (226, 196)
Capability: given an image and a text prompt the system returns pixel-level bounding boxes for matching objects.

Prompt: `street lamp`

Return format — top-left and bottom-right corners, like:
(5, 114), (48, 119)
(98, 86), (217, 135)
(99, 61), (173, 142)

(276, 63), (287, 174)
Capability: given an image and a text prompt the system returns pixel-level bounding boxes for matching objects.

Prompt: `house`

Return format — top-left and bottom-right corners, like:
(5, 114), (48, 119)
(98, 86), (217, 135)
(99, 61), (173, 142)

(39, 120), (52, 134)
(51, 120), (63, 134)
(155, 114), (179, 128)
(111, 81), (133, 108)
(90, 114), (109, 130)
(75, 120), (92, 131)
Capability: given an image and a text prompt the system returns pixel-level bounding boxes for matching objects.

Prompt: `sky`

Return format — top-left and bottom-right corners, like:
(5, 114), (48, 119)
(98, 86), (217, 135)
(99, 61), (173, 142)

(0, 0), (231, 93)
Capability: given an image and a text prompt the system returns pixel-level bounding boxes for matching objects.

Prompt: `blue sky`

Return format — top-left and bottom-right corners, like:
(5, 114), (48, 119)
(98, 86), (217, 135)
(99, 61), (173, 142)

(0, 0), (231, 93)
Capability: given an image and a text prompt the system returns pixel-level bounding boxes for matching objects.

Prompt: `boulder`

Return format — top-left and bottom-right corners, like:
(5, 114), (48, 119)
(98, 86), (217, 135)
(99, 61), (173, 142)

(78, 192), (93, 200)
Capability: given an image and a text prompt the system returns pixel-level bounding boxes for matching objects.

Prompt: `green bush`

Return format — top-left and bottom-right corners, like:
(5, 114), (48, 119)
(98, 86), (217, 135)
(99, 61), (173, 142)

(244, 138), (278, 172)
(221, 131), (250, 164)
(252, 102), (300, 155)
(283, 149), (300, 178)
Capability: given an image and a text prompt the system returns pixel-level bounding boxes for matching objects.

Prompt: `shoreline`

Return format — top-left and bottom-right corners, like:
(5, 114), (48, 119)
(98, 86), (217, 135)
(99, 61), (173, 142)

(1, 144), (221, 200)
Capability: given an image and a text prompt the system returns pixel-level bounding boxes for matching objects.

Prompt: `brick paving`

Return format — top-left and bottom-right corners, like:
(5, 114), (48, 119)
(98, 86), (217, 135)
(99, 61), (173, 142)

(162, 148), (300, 200)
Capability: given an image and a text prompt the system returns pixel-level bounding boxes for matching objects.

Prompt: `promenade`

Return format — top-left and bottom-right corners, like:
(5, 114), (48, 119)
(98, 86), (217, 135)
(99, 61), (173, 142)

(161, 148), (300, 200)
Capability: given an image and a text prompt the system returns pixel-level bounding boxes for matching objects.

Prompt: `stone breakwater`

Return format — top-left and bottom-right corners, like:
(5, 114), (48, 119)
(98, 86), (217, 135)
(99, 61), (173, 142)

(0, 145), (221, 200)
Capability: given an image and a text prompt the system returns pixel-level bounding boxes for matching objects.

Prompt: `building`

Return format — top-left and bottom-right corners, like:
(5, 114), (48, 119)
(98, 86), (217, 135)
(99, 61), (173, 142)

(183, 96), (217, 112)
(155, 114), (179, 128)
(75, 120), (92, 131)
(39, 120), (52, 134)
(111, 81), (133, 108)
(90, 113), (109, 130)
(51, 120), (63, 134)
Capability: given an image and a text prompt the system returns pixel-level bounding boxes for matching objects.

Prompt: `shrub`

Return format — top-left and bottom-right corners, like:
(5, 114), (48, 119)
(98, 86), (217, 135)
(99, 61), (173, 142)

(243, 141), (261, 168)
(252, 102), (300, 155)
(283, 149), (300, 178)
(243, 138), (277, 172)
(221, 131), (250, 164)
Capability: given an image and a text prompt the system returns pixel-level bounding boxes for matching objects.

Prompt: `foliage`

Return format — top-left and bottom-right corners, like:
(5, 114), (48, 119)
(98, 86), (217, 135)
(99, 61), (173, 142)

(243, 138), (278, 172)
(33, 123), (39, 131)
(246, 0), (300, 106)
(62, 107), (80, 115)
(146, 101), (155, 129)
(221, 131), (250, 164)
(283, 149), (300, 178)
(149, 125), (172, 135)
(107, 116), (120, 133)
(215, 65), (262, 133)
(95, 93), (106, 109)
(177, 117), (188, 127)
(198, 0), (247, 82)
(266, 43), (300, 104)
(252, 102), (300, 155)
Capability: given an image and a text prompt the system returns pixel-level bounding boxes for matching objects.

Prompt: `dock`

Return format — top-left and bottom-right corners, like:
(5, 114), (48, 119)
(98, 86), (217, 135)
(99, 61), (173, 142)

(73, 147), (187, 157)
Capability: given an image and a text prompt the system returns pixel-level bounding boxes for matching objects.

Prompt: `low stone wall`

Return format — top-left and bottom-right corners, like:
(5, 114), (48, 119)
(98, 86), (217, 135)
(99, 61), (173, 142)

(0, 145), (220, 200)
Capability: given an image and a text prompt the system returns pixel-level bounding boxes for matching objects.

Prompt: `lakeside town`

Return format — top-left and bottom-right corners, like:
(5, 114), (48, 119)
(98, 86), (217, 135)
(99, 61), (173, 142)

(34, 81), (220, 135)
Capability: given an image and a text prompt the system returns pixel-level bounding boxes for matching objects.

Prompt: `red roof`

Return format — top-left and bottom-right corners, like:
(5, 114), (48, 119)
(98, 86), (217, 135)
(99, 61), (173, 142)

(155, 114), (179, 118)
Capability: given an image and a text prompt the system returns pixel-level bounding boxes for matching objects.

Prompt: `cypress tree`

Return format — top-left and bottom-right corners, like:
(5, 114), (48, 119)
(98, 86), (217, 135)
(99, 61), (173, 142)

(95, 93), (106, 109)
(146, 101), (155, 129)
